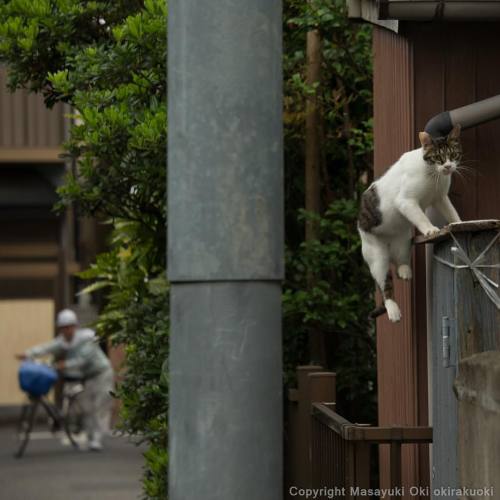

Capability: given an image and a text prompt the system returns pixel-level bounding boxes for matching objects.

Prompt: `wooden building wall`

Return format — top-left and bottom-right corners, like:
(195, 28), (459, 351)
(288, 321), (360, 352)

(373, 22), (500, 497)
(0, 66), (65, 162)
(0, 65), (69, 303)
(0, 300), (55, 405)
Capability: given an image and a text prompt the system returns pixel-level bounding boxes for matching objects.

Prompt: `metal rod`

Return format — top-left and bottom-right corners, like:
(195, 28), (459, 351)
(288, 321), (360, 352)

(168, 2), (284, 499)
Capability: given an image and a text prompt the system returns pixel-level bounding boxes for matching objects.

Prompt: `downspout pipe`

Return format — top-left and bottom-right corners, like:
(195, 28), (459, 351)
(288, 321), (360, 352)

(424, 94), (500, 138)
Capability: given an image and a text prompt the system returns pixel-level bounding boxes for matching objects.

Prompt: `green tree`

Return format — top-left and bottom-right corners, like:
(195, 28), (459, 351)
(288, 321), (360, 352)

(282, 0), (376, 422)
(0, 0), (168, 497)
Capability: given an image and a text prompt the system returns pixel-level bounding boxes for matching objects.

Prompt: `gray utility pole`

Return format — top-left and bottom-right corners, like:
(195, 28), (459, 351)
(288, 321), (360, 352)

(167, 2), (284, 500)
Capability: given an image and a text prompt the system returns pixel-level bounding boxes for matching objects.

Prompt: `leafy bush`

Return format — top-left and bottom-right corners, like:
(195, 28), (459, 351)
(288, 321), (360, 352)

(283, 200), (376, 422)
(0, 1), (168, 496)
(282, 0), (376, 422)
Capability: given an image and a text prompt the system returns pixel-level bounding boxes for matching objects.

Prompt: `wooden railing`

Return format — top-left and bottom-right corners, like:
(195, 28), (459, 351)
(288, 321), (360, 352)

(286, 366), (432, 500)
(311, 402), (433, 499)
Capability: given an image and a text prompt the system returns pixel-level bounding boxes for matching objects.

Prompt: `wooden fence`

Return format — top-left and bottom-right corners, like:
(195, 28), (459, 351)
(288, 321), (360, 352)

(286, 366), (433, 499)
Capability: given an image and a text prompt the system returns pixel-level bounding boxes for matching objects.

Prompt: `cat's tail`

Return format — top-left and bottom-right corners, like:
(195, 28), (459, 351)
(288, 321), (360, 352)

(369, 301), (402, 322)
(369, 305), (386, 320)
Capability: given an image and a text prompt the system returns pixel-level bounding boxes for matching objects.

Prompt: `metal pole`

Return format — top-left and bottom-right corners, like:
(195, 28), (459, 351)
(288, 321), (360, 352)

(167, 2), (283, 500)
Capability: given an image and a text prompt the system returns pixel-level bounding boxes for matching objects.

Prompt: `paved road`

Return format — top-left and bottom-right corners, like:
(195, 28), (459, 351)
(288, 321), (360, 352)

(0, 426), (146, 500)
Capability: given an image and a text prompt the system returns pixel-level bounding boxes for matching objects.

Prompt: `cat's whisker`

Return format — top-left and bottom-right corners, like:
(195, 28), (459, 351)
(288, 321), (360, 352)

(455, 170), (475, 183)
(455, 167), (473, 178)
(453, 169), (468, 186)
(455, 174), (472, 183)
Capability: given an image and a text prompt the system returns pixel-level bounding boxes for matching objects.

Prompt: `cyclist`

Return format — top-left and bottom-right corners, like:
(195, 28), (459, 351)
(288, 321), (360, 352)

(16, 308), (114, 451)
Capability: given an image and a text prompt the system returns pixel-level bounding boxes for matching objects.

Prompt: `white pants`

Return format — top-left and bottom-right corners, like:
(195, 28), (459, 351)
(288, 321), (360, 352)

(81, 367), (114, 444)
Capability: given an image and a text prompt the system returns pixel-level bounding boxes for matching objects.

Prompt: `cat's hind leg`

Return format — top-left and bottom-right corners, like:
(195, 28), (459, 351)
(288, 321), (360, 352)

(360, 231), (401, 322)
(390, 234), (412, 281)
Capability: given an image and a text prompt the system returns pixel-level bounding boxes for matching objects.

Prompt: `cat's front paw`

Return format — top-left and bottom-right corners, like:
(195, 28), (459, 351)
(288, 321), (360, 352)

(423, 225), (440, 236)
(397, 264), (412, 280)
(385, 299), (402, 323)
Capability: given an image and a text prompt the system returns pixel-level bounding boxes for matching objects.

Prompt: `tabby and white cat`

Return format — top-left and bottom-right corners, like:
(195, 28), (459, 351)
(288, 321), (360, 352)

(358, 125), (462, 322)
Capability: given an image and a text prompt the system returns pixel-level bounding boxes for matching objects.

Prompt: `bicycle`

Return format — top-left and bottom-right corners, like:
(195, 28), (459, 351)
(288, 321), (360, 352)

(15, 369), (86, 458)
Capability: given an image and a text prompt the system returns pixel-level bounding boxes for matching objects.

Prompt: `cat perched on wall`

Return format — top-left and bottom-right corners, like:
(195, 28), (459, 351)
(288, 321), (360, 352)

(358, 125), (462, 322)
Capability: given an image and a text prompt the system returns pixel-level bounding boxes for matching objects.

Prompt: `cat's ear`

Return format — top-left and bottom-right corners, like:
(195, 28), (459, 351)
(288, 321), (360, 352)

(448, 123), (461, 140)
(419, 131), (433, 148)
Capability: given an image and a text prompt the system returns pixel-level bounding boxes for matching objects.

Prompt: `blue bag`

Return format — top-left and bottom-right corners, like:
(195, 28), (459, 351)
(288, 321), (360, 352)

(19, 361), (58, 397)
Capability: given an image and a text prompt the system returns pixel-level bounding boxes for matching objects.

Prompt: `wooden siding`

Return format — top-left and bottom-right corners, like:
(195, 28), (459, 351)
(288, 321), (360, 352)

(373, 27), (427, 496)
(407, 22), (500, 221)
(374, 21), (500, 497)
(0, 66), (65, 161)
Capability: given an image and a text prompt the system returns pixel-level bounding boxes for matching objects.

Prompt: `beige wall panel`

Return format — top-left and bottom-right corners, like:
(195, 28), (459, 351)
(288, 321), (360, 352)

(0, 66), (65, 155)
(0, 299), (54, 405)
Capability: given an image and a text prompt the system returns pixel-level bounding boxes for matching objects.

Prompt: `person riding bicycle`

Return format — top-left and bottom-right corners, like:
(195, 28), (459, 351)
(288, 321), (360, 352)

(16, 308), (114, 451)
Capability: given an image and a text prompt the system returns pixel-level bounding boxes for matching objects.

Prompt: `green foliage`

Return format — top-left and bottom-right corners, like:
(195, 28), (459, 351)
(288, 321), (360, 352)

(284, 0), (373, 205)
(80, 222), (169, 498)
(283, 0), (376, 422)
(143, 444), (169, 499)
(0, 0), (168, 496)
(285, 201), (369, 331)
(0, 0), (145, 105)
(283, 200), (376, 421)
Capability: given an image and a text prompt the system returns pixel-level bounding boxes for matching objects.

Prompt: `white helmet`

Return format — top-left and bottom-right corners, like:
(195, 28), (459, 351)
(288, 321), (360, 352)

(56, 309), (78, 328)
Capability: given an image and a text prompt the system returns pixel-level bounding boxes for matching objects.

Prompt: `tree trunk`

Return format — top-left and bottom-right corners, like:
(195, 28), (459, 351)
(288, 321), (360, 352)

(305, 28), (322, 242)
(337, 78), (356, 199)
(305, 27), (326, 367)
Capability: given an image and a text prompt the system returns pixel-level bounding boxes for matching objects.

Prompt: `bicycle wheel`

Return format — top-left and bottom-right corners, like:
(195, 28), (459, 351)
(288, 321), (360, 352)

(64, 396), (84, 437)
(63, 395), (85, 448)
(15, 399), (38, 458)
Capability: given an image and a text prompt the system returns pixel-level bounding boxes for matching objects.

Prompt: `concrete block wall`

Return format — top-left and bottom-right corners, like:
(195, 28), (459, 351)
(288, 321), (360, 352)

(455, 351), (500, 497)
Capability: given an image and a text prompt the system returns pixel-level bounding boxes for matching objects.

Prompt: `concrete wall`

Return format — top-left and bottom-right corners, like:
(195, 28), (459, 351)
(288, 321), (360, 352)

(455, 351), (500, 498)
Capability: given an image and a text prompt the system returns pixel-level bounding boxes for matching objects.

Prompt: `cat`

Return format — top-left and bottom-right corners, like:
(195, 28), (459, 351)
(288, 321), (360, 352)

(358, 124), (462, 322)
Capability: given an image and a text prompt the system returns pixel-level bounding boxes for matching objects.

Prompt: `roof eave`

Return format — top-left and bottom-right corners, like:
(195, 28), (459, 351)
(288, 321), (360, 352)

(348, 0), (500, 32)
(348, 0), (399, 31)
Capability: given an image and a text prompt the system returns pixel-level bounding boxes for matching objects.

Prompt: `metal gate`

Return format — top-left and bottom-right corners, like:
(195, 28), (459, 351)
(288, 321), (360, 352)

(424, 221), (500, 499)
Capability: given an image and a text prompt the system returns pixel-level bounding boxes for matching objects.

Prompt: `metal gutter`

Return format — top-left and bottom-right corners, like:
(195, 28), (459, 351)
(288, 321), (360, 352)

(380, 1), (500, 21)
(424, 94), (500, 138)
(348, 0), (500, 26)
(347, 0), (400, 31)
